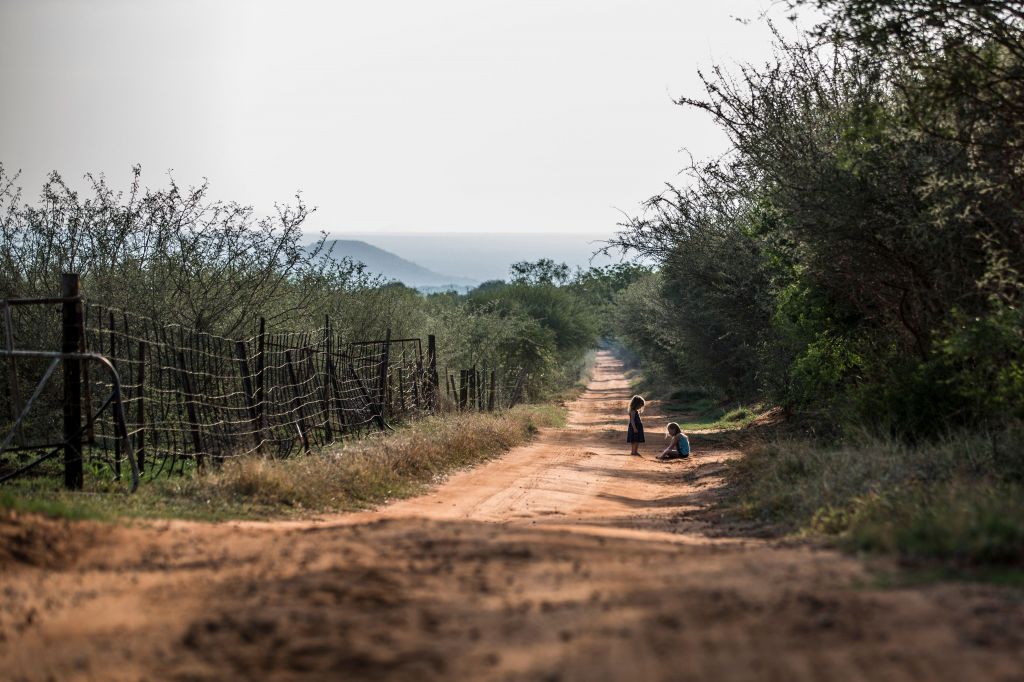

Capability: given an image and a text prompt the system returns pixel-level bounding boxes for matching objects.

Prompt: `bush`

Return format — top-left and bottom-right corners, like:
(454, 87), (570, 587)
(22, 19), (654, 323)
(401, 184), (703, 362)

(723, 407), (753, 422)
(609, 8), (1024, 436)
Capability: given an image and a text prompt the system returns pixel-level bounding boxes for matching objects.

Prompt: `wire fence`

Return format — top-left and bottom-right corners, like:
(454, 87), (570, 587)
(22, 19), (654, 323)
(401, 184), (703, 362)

(0, 277), (525, 488)
(79, 305), (430, 477)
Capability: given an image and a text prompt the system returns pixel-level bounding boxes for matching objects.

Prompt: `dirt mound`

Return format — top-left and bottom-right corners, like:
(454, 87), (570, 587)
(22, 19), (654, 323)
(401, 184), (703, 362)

(0, 511), (102, 570)
(746, 405), (786, 428)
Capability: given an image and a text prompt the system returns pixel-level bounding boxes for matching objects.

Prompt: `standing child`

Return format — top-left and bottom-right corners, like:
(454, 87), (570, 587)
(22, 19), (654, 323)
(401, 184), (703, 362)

(627, 395), (646, 456)
(656, 422), (690, 461)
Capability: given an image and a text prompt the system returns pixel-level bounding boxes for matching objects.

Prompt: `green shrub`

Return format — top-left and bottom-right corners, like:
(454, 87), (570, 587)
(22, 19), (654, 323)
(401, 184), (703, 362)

(723, 406), (753, 422)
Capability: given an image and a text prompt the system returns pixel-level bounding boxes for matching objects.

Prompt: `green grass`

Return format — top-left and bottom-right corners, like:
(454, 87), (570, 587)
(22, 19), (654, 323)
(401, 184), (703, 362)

(659, 389), (761, 432)
(622, 370), (762, 433)
(725, 424), (1024, 576)
(0, 404), (566, 522)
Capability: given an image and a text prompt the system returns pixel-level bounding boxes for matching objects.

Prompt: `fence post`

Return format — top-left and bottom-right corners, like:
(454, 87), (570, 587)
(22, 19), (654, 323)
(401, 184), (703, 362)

(176, 351), (205, 471)
(476, 368), (483, 411)
(234, 340), (263, 453)
(135, 340), (146, 474)
(427, 334), (439, 410)
(509, 367), (527, 408)
(324, 318), (348, 435)
(320, 317), (337, 441)
(108, 312), (120, 479)
(458, 370), (468, 410)
(61, 273), (83, 490)
(469, 366), (478, 412)
(255, 317), (266, 431)
(284, 350), (312, 455)
(377, 327), (391, 417)
(488, 369), (496, 411)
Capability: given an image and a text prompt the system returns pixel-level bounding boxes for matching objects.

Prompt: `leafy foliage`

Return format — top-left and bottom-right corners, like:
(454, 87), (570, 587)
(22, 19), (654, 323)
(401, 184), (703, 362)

(0, 169), (628, 399)
(610, 9), (1024, 432)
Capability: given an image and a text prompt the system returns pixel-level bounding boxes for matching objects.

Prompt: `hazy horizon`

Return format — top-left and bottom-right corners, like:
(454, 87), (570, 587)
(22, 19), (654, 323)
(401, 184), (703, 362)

(334, 231), (622, 283)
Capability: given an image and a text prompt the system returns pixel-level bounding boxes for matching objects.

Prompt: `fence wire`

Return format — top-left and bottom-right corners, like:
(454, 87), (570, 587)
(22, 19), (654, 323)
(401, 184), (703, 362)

(0, 297), (523, 483)
(80, 305), (432, 475)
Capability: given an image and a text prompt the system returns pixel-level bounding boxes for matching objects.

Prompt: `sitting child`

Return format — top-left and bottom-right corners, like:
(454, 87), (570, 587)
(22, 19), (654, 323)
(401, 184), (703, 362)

(656, 422), (690, 461)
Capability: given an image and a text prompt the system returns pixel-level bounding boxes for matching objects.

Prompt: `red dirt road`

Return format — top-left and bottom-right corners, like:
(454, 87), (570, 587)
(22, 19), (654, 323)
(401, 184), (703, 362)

(1, 352), (1022, 681)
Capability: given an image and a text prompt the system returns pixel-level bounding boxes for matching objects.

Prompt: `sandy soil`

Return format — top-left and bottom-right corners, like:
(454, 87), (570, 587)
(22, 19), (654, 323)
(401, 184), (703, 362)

(1, 352), (1022, 681)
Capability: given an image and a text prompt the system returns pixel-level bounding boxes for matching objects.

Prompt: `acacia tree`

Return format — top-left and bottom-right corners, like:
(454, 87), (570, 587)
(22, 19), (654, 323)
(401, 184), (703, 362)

(0, 164), (350, 337)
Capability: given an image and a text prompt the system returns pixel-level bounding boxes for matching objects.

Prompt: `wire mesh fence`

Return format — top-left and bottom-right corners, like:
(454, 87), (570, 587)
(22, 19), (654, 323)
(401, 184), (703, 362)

(79, 306), (430, 477)
(440, 365), (526, 413)
(0, 278), (525, 488)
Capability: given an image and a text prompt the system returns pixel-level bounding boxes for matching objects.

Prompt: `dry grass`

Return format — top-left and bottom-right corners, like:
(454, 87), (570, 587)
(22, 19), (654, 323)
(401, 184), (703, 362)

(209, 404), (565, 511)
(0, 405), (565, 521)
(726, 424), (1024, 571)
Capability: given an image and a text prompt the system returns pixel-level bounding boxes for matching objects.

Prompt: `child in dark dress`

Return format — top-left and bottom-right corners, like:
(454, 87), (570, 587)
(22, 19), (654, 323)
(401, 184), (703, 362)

(627, 395), (646, 456)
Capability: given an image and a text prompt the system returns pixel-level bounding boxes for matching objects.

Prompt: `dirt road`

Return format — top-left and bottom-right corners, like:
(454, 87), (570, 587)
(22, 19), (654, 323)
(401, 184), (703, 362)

(1, 352), (1022, 681)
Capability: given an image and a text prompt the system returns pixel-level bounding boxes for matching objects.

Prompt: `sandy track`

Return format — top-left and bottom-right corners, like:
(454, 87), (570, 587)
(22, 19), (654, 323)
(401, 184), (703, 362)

(1, 352), (1022, 681)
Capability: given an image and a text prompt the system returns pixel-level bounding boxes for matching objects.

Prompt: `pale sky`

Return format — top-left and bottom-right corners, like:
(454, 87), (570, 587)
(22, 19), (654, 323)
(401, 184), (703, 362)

(0, 1), (813, 237)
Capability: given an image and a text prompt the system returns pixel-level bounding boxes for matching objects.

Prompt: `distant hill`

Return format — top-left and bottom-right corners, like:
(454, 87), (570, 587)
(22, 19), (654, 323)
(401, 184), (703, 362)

(318, 239), (477, 288)
(329, 232), (620, 282)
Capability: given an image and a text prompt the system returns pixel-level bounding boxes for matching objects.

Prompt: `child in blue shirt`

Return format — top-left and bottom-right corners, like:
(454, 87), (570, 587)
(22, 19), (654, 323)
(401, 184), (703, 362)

(656, 422), (690, 461)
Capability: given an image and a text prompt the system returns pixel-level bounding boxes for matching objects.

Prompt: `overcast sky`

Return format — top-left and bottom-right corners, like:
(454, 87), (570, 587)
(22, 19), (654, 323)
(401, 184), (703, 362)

(0, 1), (814, 237)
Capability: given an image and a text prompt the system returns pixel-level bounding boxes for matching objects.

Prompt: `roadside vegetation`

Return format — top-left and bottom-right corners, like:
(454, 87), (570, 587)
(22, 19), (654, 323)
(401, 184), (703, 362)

(0, 162), (622, 403)
(0, 161), (638, 517)
(731, 426), (1024, 577)
(610, 1), (1024, 574)
(0, 404), (565, 521)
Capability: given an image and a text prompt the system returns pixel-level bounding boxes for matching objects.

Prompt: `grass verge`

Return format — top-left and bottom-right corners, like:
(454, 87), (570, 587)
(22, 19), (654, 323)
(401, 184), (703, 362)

(726, 424), (1024, 576)
(0, 404), (565, 522)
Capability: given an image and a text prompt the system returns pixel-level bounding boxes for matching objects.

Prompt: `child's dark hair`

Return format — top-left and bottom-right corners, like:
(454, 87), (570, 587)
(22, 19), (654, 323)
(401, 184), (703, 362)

(628, 395), (645, 412)
(666, 422), (681, 435)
